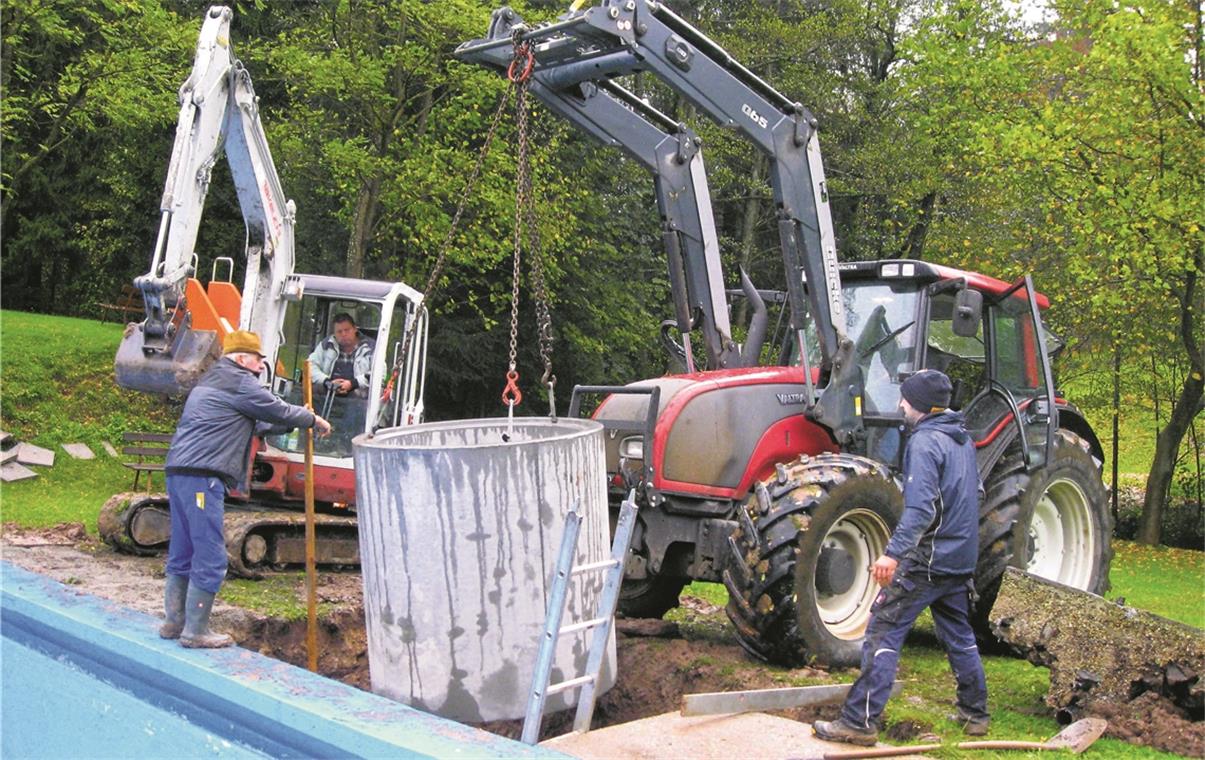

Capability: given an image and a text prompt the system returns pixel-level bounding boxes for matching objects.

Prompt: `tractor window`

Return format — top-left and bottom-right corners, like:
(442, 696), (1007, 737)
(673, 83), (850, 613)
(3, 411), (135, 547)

(990, 294), (1047, 399)
(798, 282), (920, 415)
(925, 293), (985, 410)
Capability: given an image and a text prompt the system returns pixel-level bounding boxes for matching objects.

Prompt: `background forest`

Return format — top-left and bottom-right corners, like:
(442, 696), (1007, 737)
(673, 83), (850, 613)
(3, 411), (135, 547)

(2, 0), (1201, 544)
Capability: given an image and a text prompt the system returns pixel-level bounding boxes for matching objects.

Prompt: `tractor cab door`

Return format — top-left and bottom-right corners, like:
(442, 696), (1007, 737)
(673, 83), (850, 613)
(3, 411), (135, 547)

(940, 276), (1057, 471)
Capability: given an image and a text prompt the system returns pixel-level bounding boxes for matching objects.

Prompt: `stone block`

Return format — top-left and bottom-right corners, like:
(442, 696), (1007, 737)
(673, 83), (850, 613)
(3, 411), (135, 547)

(16, 443), (55, 468)
(1, 462), (39, 482)
(62, 443), (95, 460)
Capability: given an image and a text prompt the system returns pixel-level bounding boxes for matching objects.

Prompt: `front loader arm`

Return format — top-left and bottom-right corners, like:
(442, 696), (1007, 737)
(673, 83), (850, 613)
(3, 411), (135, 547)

(457, 22), (742, 371)
(459, 2), (863, 445)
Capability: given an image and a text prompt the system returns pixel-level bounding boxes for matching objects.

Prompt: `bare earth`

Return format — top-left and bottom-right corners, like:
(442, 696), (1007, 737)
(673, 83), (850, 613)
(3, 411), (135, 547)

(1, 522), (1199, 755)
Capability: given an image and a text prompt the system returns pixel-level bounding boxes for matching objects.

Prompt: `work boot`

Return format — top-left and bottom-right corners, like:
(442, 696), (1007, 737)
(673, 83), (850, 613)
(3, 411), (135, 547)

(949, 710), (990, 736)
(158, 574), (189, 639)
(813, 718), (878, 747)
(179, 585), (234, 649)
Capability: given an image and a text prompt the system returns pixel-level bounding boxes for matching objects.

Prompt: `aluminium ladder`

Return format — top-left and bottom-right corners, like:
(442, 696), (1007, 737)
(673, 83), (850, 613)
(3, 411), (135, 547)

(520, 489), (639, 744)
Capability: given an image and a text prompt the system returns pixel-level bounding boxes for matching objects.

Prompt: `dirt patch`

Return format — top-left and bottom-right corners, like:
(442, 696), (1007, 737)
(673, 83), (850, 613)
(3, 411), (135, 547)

(2, 523), (1200, 754)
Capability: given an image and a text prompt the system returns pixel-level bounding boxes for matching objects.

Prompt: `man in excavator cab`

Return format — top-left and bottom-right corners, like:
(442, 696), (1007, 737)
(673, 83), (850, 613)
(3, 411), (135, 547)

(308, 312), (374, 455)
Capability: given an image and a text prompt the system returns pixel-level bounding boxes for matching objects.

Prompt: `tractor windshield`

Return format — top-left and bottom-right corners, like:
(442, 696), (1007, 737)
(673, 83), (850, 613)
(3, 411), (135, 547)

(799, 281), (921, 416)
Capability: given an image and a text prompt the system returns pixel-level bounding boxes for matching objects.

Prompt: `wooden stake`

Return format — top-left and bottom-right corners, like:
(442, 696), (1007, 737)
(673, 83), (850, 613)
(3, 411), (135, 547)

(303, 360), (318, 672)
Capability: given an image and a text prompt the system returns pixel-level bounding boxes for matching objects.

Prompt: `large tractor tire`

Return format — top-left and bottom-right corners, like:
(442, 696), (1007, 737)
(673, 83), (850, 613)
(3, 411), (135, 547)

(974, 428), (1113, 631)
(723, 454), (901, 668)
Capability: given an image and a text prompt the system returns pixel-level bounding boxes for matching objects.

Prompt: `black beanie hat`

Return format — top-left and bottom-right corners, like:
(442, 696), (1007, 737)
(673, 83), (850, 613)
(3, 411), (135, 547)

(901, 369), (952, 413)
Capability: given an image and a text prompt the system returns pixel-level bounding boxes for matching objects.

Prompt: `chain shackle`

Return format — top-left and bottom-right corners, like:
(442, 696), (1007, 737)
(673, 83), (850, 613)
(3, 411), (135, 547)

(501, 369), (523, 407)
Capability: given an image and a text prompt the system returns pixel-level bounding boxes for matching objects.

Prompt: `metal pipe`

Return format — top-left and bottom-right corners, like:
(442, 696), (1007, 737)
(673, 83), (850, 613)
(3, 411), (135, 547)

(303, 359), (317, 673)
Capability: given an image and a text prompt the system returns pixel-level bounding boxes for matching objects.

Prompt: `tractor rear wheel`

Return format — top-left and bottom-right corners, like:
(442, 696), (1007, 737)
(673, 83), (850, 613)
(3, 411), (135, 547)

(723, 454), (901, 667)
(974, 429), (1113, 631)
(616, 575), (688, 619)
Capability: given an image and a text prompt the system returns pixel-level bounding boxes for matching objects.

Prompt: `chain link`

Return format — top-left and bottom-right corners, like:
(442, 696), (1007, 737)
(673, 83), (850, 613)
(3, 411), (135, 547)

(509, 32), (556, 408)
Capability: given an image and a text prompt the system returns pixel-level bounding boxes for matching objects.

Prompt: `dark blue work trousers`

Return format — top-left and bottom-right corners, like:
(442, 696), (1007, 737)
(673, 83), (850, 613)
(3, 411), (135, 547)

(840, 560), (988, 730)
(165, 473), (228, 593)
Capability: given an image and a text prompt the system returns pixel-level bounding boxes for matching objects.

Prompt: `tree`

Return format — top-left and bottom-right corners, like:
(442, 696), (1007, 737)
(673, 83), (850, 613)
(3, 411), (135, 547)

(903, 0), (1204, 543)
(1, 0), (193, 312)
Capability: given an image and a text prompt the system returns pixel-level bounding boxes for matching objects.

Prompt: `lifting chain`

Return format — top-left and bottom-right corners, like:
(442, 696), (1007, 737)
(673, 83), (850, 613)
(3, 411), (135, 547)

(504, 30), (556, 426)
(378, 63), (515, 423)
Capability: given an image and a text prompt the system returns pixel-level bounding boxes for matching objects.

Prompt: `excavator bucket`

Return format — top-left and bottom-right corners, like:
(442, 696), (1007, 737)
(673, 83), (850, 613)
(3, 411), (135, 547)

(114, 320), (222, 396)
(115, 279), (234, 396)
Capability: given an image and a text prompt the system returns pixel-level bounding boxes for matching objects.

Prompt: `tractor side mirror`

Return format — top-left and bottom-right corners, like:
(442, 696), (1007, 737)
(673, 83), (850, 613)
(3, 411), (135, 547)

(952, 288), (983, 338)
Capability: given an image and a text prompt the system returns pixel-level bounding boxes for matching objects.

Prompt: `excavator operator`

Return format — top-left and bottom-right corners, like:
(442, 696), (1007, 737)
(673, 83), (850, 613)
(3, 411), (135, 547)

(308, 313), (374, 454)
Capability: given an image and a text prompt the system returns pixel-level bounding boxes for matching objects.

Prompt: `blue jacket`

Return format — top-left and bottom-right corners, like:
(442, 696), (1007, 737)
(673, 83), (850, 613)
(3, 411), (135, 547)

(166, 357), (316, 490)
(885, 410), (982, 576)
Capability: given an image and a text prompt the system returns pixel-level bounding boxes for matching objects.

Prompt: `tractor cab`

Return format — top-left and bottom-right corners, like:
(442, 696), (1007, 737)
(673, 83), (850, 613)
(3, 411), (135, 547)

(798, 260), (1061, 471)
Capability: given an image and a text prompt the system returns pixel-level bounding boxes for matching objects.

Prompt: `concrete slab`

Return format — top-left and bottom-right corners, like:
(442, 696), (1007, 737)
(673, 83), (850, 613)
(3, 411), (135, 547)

(543, 711), (934, 760)
(61, 443), (95, 460)
(1, 463), (39, 482)
(0, 430), (13, 449)
(15, 443), (54, 468)
(101, 441), (119, 457)
(0, 448), (17, 465)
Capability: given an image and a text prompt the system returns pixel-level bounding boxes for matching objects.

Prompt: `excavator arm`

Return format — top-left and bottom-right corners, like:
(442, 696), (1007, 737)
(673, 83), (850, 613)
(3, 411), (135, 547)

(116, 5), (299, 395)
(459, 2), (863, 445)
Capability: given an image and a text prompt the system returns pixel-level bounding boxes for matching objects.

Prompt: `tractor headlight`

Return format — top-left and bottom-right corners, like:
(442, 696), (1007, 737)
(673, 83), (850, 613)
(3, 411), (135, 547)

(618, 436), (644, 460)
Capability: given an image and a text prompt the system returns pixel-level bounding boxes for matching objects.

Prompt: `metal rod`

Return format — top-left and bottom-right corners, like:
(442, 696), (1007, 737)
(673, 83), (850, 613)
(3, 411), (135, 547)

(303, 359), (318, 673)
(455, 15), (592, 58)
(571, 559), (620, 575)
(559, 617), (606, 636)
(546, 674), (594, 696)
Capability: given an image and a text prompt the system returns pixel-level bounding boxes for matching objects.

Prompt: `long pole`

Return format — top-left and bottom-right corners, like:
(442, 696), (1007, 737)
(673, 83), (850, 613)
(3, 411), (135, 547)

(303, 360), (318, 672)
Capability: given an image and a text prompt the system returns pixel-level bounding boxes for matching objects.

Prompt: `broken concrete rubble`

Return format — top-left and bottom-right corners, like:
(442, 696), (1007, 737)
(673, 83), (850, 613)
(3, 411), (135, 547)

(990, 567), (1204, 722)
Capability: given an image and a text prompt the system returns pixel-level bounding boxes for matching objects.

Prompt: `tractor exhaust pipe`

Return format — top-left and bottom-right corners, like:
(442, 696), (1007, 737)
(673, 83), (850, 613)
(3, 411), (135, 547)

(739, 268), (767, 367)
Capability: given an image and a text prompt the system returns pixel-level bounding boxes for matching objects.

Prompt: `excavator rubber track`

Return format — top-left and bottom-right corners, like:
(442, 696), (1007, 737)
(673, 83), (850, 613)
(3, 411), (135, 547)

(98, 492), (360, 579)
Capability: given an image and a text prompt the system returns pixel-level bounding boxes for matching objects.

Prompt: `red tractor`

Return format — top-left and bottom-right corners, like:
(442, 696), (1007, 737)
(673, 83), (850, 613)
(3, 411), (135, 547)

(462, 2), (1112, 666)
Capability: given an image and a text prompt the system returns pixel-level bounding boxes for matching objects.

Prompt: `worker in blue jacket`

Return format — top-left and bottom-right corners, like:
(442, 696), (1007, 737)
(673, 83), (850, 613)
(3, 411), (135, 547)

(161, 330), (330, 648)
(815, 369), (989, 746)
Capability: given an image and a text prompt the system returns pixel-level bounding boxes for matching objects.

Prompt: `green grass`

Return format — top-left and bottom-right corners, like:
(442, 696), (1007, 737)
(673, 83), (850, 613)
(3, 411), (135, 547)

(221, 573), (337, 621)
(1, 310), (176, 532)
(1108, 540), (1205, 628)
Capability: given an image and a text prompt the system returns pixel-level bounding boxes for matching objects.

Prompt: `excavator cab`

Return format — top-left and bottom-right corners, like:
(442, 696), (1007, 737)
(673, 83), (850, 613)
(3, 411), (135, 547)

(267, 274), (427, 461)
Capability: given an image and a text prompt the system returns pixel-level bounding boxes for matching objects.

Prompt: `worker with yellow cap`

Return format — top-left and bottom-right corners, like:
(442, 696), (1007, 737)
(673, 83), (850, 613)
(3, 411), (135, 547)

(161, 330), (331, 648)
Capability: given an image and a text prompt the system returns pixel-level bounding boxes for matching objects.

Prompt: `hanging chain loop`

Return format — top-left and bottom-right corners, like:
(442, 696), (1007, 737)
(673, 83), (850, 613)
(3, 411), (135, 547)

(376, 57), (515, 425)
(505, 28), (556, 416)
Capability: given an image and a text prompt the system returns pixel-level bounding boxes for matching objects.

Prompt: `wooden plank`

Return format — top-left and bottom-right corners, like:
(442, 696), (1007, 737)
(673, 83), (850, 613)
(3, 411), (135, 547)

(122, 463), (167, 472)
(680, 681), (903, 717)
(121, 432), (174, 443)
(121, 447), (171, 457)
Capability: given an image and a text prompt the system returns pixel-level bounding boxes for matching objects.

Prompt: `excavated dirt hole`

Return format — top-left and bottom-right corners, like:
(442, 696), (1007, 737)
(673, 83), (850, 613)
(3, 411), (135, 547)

(2, 524), (1201, 753)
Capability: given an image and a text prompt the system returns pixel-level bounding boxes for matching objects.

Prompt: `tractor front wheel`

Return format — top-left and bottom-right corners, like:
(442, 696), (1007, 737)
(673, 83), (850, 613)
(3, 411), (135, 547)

(723, 454), (901, 667)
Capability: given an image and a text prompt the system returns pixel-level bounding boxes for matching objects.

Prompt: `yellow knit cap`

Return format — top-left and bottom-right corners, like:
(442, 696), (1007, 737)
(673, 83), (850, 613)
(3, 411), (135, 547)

(223, 330), (265, 357)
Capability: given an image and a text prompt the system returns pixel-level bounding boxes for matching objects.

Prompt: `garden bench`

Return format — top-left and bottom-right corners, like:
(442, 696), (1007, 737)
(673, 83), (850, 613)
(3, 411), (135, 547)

(122, 432), (173, 492)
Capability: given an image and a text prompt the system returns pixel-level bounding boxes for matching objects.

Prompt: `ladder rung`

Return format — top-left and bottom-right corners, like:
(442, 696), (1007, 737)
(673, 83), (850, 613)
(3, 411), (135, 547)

(559, 617), (607, 636)
(572, 558), (620, 575)
(546, 674), (596, 696)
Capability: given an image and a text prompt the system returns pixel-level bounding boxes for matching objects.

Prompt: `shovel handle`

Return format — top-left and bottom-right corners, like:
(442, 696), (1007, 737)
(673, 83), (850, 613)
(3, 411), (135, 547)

(957, 740), (1055, 751)
(823, 744), (944, 759)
